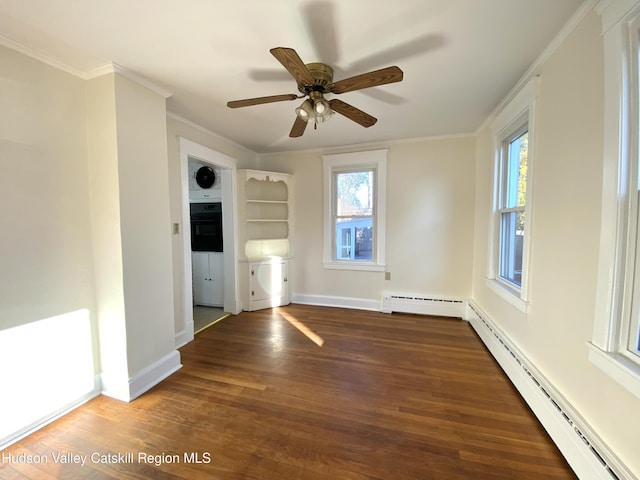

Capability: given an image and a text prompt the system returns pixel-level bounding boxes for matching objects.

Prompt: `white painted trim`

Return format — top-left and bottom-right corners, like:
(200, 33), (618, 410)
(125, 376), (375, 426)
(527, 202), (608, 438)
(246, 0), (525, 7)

(598, 0), (640, 32)
(486, 77), (538, 309)
(99, 371), (131, 403)
(0, 376), (101, 451)
(322, 149), (388, 271)
(85, 63), (173, 98)
(101, 351), (182, 402)
(292, 294), (380, 312)
(477, 0), (598, 134)
(591, 0), (640, 392)
(128, 350), (182, 401)
(484, 277), (530, 313)
(593, 0), (640, 349)
(468, 301), (636, 480)
(588, 342), (640, 399)
(178, 137), (242, 347)
(322, 261), (386, 272)
(0, 33), (86, 78)
(175, 321), (195, 349)
(168, 111), (257, 156)
(257, 133), (476, 158)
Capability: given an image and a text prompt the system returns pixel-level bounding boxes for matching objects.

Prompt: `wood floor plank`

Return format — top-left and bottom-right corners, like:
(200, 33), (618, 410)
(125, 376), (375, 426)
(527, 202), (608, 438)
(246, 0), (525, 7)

(0, 305), (577, 479)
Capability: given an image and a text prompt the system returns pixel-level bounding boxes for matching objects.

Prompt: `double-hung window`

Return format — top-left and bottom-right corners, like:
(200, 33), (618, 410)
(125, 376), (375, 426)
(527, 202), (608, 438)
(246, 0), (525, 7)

(497, 124), (528, 287)
(590, 0), (640, 399)
(488, 79), (537, 311)
(334, 169), (375, 261)
(323, 149), (387, 271)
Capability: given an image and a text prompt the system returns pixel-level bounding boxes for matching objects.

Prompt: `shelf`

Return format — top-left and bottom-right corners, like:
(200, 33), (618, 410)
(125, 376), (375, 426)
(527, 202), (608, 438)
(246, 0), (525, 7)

(245, 177), (288, 202)
(246, 221), (288, 240)
(247, 219), (288, 223)
(245, 201), (287, 221)
(238, 169), (291, 263)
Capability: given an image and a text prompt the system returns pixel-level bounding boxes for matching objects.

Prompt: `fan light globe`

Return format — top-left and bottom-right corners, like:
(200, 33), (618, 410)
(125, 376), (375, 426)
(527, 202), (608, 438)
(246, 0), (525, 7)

(295, 100), (313, 121)
(308, 91), (332, 123)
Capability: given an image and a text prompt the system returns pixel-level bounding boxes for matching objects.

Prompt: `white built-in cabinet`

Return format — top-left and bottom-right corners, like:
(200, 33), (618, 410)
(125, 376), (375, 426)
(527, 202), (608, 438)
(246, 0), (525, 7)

(237, 169), (292, 311)
(192, 252), (224, 307)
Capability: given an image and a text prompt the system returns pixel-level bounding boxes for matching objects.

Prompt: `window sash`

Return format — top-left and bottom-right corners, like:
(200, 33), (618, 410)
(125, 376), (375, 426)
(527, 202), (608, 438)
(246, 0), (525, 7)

(498, 207), (525, 287)
(332, 168), (377, 263)
(621, 17), (640, 362)
(496, 125), (528, 290)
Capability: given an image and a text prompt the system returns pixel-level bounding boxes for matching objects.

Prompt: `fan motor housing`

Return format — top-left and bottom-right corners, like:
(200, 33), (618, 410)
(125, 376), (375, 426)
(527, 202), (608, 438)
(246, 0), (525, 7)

(298, 63), (334, 93)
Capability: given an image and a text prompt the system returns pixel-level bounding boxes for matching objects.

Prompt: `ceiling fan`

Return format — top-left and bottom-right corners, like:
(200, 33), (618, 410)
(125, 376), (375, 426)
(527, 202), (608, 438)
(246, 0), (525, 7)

(227, 47), (403, 138)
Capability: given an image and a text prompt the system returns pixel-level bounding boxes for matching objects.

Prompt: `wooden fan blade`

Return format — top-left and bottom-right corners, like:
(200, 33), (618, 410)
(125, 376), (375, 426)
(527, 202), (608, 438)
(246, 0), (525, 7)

(330, 66), (403, 94)
(329, 99), (377, 128)
(270, 47), (315, 86)
(227, 94), (298, 108)
(289, 116), (308, 137)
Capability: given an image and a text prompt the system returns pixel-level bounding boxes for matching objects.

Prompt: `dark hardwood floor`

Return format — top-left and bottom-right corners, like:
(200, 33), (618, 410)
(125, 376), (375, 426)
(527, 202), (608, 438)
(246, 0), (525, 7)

(1, 305), (577, 479)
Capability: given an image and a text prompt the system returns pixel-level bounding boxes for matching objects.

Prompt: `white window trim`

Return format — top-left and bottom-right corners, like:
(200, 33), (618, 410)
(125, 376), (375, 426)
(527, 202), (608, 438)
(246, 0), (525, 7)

(322, 149), (387, 272)
(486, 77), (538, 313)
(591, 0), (640, 400)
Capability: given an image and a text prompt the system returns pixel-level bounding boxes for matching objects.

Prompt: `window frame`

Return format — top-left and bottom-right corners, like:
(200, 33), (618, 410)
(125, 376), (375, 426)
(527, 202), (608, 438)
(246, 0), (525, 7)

(497, 122), (528, 289)
(333, 168), (376, 261)
(322, 149), (387, 271)
(486, 78), (538, 313)
(590, 0), (640, 400)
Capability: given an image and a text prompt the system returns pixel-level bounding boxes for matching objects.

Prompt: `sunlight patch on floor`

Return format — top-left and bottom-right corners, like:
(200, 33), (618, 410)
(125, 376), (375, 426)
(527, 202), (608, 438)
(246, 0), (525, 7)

(279, 310), (324, 347)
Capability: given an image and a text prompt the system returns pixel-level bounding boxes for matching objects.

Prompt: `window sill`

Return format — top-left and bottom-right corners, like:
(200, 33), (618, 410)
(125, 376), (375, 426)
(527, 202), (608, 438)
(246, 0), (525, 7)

(323, 261), (386, 272)
(485, 277), (529, 313)
(587, 342), (640, 400)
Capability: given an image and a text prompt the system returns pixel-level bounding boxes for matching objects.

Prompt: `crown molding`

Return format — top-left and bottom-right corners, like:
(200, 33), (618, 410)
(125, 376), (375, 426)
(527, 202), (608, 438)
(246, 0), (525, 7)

(167, 111), (258, 156)
(0, 34), (86, 78)
(0, 34), (172, 98)
(85, 63), (173, 98)
(476, 0), (599, 134)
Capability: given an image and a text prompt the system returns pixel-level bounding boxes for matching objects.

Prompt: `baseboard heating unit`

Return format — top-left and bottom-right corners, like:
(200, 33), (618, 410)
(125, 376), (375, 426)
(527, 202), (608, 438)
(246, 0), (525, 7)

(467, 302), (635, 480)
(381, 293), (466, 318)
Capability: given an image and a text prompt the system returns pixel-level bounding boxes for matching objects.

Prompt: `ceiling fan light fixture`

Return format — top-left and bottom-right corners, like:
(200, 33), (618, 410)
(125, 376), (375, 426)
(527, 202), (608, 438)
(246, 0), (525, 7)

(314, 105), (333, 123)
(295, 99), (313, 121)
(309, 91), (332, 123)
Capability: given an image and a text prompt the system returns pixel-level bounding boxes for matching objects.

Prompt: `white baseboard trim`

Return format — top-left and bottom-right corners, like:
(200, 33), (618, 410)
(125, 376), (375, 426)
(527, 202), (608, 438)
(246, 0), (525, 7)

(175, 320), (194, 349)
(101, 350), (182, 402)
(292, 293), (380, 311)
(0, 376), (101, 451)
(467, 301), (635, 480)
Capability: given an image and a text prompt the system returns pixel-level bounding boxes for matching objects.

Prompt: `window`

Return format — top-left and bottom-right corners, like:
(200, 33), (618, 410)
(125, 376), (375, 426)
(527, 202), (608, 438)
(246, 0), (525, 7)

(487, 79), (537, 311)
(335, 170), (374, 261)
(498, 126), (528, 287)
(323, 150), (387, 271)
(628, 16), (640, 360)
(590, 0), (640, 399)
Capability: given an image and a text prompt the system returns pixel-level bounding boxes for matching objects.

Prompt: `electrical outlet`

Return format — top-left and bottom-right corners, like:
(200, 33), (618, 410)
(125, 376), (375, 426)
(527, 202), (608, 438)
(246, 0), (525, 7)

(384, 271), (391, 281)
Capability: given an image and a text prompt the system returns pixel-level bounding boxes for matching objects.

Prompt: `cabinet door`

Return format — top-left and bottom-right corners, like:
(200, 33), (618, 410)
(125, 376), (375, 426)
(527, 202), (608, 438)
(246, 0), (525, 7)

(249, 261), (288, 309)
(192, 252), (211, 305)
(209, 252), (224, 306)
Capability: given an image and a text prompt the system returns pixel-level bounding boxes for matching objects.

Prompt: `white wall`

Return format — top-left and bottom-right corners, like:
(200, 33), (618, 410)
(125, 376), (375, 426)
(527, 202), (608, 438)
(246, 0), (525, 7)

(113, 74), (176, 378)
(0, 44), (99, 444)
(259, 136), (477, 306)
(472, 10), (640, 474)
(86, 72), (180, 400)
(0, 45), (96, 329)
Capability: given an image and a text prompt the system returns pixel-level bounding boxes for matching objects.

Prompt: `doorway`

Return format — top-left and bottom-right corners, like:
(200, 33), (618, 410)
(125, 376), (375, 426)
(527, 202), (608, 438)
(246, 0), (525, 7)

(178, 138), (240, 346)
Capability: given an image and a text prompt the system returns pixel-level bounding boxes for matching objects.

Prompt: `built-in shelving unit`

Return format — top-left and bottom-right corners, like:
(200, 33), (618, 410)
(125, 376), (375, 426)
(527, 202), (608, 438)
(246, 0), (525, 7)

(237, 169), (292, 311)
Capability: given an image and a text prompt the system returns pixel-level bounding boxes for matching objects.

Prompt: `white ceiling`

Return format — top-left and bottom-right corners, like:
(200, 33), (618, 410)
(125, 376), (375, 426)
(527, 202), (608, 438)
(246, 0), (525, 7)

(0, 0), (586, 154)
